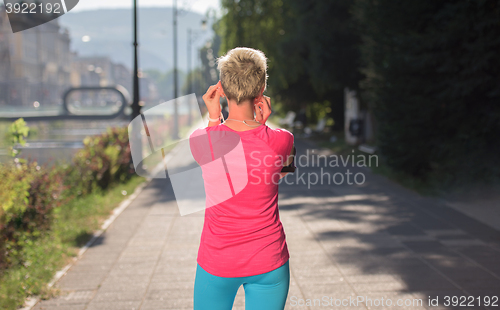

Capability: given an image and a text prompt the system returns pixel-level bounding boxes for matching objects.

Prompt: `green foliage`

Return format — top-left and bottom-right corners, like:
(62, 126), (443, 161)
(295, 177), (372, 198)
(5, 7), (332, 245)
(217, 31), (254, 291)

(353, 0), (500, 185)
(306, 101), (333, 125)
(52, 175), (144, 249)
(217, 0), (362, 129)
(143, 69), (186, 101)
(215, 0), (500, 187)
(0, 231), (66, 309)
(4, 118), (30, 159)
(0, 175), (145, 310)
(182, 68), (204, 96)
(0, 123), (134, 290)
(200, 35), (222, 88)
(0, 162), (65, 271)
(182, 38), (222, 97)
(0, 165), (31, 223)
(70, 126), (132, 195)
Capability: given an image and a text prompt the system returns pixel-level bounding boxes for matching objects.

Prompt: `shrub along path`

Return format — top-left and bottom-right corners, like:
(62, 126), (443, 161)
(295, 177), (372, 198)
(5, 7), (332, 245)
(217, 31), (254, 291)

(0, 124), (141, 310)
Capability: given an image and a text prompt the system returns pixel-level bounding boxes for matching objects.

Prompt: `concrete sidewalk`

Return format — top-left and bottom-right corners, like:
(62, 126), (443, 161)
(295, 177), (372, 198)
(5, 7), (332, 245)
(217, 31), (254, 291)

(33, 138), (500, 310)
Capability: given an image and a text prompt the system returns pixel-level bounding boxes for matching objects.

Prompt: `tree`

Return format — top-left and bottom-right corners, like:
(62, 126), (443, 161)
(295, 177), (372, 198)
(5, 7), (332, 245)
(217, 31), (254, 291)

(143, 69), (186, 102)
(217, 0), (362, 129)
(353, 0), (500, 183)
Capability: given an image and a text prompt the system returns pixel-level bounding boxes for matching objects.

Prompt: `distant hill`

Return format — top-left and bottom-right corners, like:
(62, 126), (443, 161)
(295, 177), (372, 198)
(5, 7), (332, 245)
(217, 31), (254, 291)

(59, 7), (215, 72)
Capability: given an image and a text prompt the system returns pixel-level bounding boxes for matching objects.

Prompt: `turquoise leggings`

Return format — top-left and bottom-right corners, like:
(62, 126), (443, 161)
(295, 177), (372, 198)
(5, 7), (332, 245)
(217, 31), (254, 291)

(194, 260), (290, 310)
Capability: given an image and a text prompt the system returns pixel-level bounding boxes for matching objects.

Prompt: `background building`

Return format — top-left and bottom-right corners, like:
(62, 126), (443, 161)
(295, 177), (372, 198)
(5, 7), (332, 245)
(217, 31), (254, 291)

(0, 6), (72, 108)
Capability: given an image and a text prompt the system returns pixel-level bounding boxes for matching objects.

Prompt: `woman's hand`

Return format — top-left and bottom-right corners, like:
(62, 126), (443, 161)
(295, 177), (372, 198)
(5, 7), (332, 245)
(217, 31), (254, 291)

(202, 81), (223, 119)
(254, 95), (272, 124)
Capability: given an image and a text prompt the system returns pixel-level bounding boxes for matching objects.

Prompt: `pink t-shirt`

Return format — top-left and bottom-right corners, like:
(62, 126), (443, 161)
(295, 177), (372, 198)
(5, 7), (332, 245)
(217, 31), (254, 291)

(189, 123), (294, 277)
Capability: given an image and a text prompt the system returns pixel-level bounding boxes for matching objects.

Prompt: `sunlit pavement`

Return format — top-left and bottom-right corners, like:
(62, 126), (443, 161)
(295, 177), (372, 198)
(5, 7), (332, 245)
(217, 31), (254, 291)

(33, 138), (500, 310)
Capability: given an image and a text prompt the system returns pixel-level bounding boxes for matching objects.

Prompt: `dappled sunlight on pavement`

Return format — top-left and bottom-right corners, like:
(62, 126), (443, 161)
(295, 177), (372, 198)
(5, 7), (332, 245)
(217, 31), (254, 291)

(33, 139), (500, 310)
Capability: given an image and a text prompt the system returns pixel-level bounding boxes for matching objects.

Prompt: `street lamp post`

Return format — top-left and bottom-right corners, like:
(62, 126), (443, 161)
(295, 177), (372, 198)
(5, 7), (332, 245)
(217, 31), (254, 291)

(172, 0), (179, 140)
(132, 0), (140, 121)
(187, 28), (192, 94)
(187, 20), (207, 93)
(187, 28), (192, 126)
(130, 0), (142, 174)
(186, 20), (207, 125)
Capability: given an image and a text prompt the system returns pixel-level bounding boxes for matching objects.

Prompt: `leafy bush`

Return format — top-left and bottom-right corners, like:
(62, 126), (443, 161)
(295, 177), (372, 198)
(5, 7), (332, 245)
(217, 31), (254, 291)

(4, 118), (30, 159)
(0, 124), (133, 275)
(0, 162), (65, 271)
(69, 126), (132, 196)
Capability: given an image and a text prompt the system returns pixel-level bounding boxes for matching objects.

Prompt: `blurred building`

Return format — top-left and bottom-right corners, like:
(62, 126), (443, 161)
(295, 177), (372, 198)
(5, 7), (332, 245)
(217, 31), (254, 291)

(70, 56), (158, 105)
(0, 5), (158, 110)
(112, 63), (133, 95)
(0, 8), (11, 93)
(0, 6), (72, 108)
(138, 73), (159, 106)
(70, 56), (115, 87)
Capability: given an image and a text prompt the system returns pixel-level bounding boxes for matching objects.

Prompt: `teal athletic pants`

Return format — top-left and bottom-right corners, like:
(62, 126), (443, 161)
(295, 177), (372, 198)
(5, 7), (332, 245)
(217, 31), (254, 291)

(193, 260), (290, 310)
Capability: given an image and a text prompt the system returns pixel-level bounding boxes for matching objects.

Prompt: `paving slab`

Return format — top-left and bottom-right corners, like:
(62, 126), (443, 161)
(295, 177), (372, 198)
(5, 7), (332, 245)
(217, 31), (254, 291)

(32, 138), (500, 310)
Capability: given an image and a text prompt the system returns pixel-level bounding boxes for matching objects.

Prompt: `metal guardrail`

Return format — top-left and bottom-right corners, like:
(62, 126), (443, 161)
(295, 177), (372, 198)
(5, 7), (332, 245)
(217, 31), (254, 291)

(62, 85), (130, 119)
(0, 85), (131, 121)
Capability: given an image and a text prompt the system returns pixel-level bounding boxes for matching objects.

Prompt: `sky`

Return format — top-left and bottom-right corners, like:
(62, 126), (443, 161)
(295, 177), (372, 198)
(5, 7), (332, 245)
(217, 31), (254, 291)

(70, 0), (221, 15)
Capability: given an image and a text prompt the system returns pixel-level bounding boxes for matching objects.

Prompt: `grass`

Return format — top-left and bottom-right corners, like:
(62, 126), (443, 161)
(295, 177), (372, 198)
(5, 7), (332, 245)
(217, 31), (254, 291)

(0, 174), (147, 310)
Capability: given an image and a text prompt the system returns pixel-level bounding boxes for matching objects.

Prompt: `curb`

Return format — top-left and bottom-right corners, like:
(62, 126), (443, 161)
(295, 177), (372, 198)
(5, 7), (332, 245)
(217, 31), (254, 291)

(18, 118), (202, 309)
(19, 177), (151, 310)
(18, 147), (178, 310)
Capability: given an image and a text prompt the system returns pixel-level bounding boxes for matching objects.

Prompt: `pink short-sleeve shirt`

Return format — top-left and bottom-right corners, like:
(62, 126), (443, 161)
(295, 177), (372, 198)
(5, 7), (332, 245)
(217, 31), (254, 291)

(189, 123), (294, 277)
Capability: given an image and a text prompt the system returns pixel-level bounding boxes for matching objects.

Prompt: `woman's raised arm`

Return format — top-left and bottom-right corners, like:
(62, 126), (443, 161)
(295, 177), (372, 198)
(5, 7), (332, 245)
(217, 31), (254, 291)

(202, 81), (223, 127)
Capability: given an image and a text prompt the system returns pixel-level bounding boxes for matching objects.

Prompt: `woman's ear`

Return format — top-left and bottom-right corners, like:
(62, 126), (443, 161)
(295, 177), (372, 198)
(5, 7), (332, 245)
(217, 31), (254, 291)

(218, 81), (226, 98)
(260, 85), (265, 96)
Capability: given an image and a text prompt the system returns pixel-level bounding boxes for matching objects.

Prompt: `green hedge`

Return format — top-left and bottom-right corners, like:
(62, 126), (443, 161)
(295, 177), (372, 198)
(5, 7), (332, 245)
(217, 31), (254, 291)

(67, 126), (133, 196)
(353, 0), (500, 186)
(0, 162), (65, 271)
(0, 124), (133, 276)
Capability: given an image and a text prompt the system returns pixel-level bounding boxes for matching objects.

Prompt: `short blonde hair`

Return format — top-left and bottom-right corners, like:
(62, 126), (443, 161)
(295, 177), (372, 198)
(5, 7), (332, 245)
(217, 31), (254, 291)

(217, 47), (268, 104)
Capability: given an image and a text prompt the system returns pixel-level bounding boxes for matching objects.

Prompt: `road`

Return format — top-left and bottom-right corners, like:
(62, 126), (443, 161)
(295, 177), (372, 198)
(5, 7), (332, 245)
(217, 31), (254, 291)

(31, 137), (500, 310)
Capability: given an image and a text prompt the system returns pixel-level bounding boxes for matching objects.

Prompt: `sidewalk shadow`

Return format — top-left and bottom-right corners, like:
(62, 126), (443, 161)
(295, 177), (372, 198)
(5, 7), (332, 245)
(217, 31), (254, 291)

(277, 140), (500, 299)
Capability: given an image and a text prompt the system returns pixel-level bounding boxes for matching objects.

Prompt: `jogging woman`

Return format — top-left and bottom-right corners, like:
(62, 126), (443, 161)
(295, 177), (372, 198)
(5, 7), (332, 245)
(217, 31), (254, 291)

(189, 47), (295, 310)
